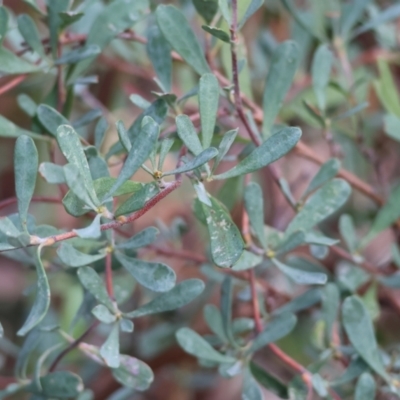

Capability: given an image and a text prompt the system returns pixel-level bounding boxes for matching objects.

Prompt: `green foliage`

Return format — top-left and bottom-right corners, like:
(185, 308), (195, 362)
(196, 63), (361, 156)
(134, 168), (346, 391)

(1, 0), (400, 398)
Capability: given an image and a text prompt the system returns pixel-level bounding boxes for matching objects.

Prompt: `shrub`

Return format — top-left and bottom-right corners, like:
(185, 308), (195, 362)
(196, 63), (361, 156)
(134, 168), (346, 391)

(1, 0), (400, 399)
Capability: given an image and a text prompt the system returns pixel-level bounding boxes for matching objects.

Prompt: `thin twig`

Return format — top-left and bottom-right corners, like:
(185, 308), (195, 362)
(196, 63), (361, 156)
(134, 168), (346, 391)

(0, 75), (27, 96)
(49, 321), (99, 372)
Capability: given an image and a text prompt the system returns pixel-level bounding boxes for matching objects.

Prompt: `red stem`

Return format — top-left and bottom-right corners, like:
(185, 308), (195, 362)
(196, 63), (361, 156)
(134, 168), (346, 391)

(0, 75), (27, 96)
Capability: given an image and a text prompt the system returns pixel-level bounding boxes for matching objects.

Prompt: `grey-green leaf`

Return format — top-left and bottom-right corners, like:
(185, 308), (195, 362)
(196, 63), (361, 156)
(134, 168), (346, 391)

(176, 327), (235, 363)
(100, 323), (120, 368)
(199, 73), (219, 148)
(92, 304), (117, 324)
(17, 247), (50, 336)
(203, 304), (228, 343)
(383, 113), (400, 142)
(239, 0), (264, 29)
(28, 371), (84, 398)
(57, 125), (99, 206)
(199, 196), (244, 267)
(363, 184), (400, 245)
(244, 182), (266, 248)
(116, 227), (159, 250)
(214, 127), (302, 180)
(311, 45), (333, 112)
(73, 214), (102, 239)
(250, 313), (297, 352)
(39, 162), (65, 184)
(242, 368), (263, 400)
(287, 179), (351, 236)
(14, 135), (38, 233)
(125, 279), (204, 318)
(342, 296), (389, 381)
(112, 355), (153, 391)
(272, 258), (327, 285)
(262, 41), (299, 137)
(63, 164), (98, 211)
(163, 147), (218, 177)
(77, 267), (114, 311)
(355, 372), (376, 400)
(0, 47), (39, 74)
(104, 117), (159, 200)
(232, 250), (262, 271)
(176, 114), (203, 156)
(56, 44), (101, 65)
(193, 0), (218, 24)
(250, 362), (288, 398)
(201, 25), (230, 43)
(339, 214), (358, 254)
(37, 105), (70, 137)
(116, 252), (176, 293)
(340, 0), (371, 37)
(17, 14), (45, 56)
(58, 242), (106, 268)
(321, 283), (339, 345)
(303, 158), (341, 198)
(213, 129), (238, 172)
(146, 24), (172, 92)
(116, 120), (131, 152)
(156, 5), (210, 75)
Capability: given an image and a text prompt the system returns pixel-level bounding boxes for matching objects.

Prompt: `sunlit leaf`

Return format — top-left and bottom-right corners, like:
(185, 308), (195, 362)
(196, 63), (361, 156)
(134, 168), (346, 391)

(100, 323), (120, 368)
(92, 304), (116, 324)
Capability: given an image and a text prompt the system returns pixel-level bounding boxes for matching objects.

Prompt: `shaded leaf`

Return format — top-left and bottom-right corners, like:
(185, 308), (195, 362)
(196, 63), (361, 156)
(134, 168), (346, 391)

(116, 120), (131, 152)
(116, 252), (176, 293)
(203, 304), (228, 343)
(114, 183), (159, 218)
(287, 179), (351, 236)
(199, 196), (244, 267)
(28, 371), (84, 398)
(92, 304), (117, 324)
(100, 323), (120, 368)
(274, 288), (321, 315)
(146, 24), (172, 92)
(232, 250), (262, 271)
(213, 129), (238, 172)
(57, 125), (99, 206)
(163, 147), (218, 176)
(73, 214), (102, 239)
(77, 267), (114, 311)
(17, 247), (50, 336)
(321, 283), (340, 345)
(116, 227), (159, 250)
(363, 184), (400, 245)
(244, 182), (266, 248)
(0, 47), (39, 74)
(112, 355), (153, 391)
(125, 279), (204, 318)
(193, 0), (218, 24)
(250, 313), (297, 352)
(262, 42), (299, 137)
(176, 327), (235, 363)
(176, 114), (203, 155)
(384, 113), (400, 142)
(156, 5), (210, 75)
(213, 127), (301, 180)
(342, 295), (389, 381)
(58, 242), (106, 268)
(303, 158), (340, 198)
(94, 117), (108, 150)
(104, 117), (159, 199)
(37, 105), (69, 137)
(250, 362), (288, 398)
(272, 258), (327, 285)
(14, 135), (38, 233)
(201, 25), (230, 43)
(341, 0), (371, 37)
(39, 162), (65, 184)
(199, 73), (219, 148)
(311, 45), (333, 112)
(0, 115), (49, 141)
(221, 276), (235, 346)
(239, 0), (264, 29)
(339, 214), (358, 254)
(242, 368), (263, 400)
(355, 372), (376, 400)
(17, 14), (44, 56)
(158, 139), (174, 170)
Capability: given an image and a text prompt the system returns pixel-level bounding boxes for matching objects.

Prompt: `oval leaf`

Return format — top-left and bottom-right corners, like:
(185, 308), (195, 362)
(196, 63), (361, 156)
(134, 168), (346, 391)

(116, 252), (176, 293)
(176, 327), (235, 363)
(213, 127), (301, 180)
(156, 5), (210, 75)
(14, 135), (38, 233)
